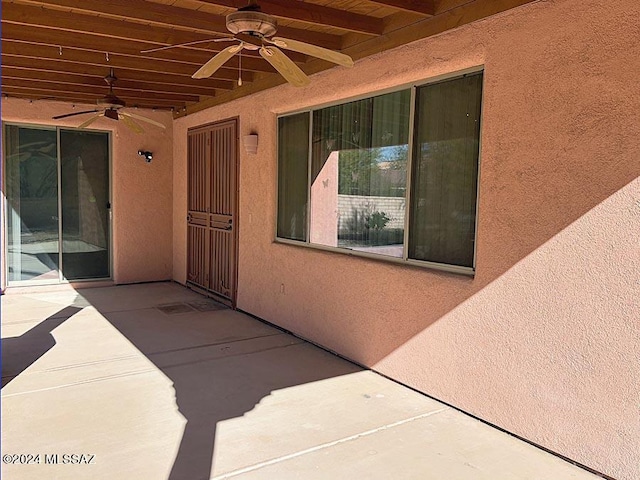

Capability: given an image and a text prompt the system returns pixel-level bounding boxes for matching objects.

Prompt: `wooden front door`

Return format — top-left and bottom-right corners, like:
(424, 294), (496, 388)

(187, 119), (238, 306)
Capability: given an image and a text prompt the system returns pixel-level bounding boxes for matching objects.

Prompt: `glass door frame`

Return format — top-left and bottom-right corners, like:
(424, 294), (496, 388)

(2, 121), (113, 286)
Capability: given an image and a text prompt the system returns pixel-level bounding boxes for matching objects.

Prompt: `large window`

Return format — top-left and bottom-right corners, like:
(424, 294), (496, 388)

(277, 71), (483, 273)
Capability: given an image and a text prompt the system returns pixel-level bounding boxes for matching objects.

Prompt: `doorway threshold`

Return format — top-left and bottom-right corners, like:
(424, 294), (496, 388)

(2, 280), (114, 296)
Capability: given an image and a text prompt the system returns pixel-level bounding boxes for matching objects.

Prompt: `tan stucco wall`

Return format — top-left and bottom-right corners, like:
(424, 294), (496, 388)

(172, 0), (640, 478)
(1, 99), (174, 286)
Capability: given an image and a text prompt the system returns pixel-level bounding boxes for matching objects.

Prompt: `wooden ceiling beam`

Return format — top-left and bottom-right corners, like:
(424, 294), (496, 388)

(2, 78), (202, 103)
(1, 67), (226, 97)
(1, 3), (308, 64)
(2, 3), (234, 57)
(1, 41), (253, 82)
(0, 0), (538, 114)
(197, 0), (383, 35)
(0, 87), (198, 110)
(182, 0), (537, 116)
(1, 57), (236, 90)
(1, 87), (190, 109)
(8, 0), (343, 50)
(434, 0), (478, 14)
(366, 0), (435, 15)
(342, 0), (535, 56)
(0, 23), (292, 73)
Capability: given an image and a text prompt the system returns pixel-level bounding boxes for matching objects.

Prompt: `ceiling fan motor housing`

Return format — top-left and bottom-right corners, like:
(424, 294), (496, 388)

(98, 70), (126, 109)
(226, 10), (277, 37)
(97, 94), (126, 109)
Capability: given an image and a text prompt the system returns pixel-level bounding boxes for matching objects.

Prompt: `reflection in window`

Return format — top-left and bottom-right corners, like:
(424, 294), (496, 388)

(310, 90), (411, 257)
(5, 125), (60, 282)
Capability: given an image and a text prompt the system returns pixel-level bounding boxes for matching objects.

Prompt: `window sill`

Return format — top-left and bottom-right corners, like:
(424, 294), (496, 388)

(274, 237), (475, 277)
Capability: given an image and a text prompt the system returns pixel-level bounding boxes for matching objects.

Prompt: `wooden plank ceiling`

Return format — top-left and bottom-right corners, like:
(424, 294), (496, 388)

(1, 0), (537, 117)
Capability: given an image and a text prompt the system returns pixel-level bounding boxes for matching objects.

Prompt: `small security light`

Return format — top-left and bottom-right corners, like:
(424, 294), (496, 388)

(138, 150), (153, 163)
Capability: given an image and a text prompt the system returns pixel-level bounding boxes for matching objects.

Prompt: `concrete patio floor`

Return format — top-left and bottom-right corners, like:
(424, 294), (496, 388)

(1, 282), (602, 480)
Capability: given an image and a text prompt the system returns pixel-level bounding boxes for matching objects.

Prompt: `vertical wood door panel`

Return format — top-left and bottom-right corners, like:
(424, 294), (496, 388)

(187, 119), (238, 305)
(188, 130), (209, 213)
(187, 129), (210, 289)
(210, 123), (235, 215)
(207, 120), (237, 299)
(187, 225), (208, 288)
(210, 229), (232, 298)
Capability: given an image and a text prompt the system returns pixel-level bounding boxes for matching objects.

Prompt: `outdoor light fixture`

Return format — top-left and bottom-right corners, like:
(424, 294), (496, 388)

(243, 134), (258, 154)
(138, 150), (153, 163)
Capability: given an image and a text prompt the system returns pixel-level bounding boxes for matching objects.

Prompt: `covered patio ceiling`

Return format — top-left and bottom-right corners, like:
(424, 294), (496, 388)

(1, 0), (536, 118)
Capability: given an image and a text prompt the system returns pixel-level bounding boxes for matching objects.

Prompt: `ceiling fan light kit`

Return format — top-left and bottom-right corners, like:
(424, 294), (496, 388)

(103, 109), (120, 120)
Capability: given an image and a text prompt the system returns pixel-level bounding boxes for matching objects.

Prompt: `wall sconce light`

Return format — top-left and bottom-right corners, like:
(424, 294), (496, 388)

(242, 133), (258, 154)
(138, 150), (153, 163)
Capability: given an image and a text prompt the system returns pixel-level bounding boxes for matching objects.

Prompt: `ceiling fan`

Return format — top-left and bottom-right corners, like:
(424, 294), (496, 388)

(142, 0), (354, 87)
(52, 69), (166, 134)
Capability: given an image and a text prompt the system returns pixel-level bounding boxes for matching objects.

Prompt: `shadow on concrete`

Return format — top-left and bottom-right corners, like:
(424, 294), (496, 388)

(1, 306), (82, 388)
(78, 289), (362, 480)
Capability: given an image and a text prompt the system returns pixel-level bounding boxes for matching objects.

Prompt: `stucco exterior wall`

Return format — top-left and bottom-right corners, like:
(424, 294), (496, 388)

(173, 1), (639, 478)
(1, 99), (174, 286)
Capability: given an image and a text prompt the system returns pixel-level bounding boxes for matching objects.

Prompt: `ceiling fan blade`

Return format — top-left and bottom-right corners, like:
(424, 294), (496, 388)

(52, 109), (100, 120)
(78, 113), (103, 129)
(192, 43), (243, 79)
(119, 114), (145, 134)
(121, 112), (166, 130)
(140, 36), (234, 54)
(259, 46), (310, 87)
(271, 37), (354, 68)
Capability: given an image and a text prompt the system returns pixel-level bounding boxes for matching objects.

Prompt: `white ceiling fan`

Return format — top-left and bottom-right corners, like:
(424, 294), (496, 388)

(52, 69), (166, 134)
(141, 0), (354, 87)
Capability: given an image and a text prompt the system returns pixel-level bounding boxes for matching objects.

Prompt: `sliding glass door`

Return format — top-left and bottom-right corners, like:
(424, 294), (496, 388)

(5, 125), (59, 283)
(60, 130), (110, 280)
(4, 124), (111, 284)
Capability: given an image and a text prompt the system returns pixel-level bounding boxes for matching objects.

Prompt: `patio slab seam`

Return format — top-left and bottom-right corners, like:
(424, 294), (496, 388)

(158, 339), (308, 371)
(0, 307), (91, 325)
(146, 332), (287, 357)
(2, 335), (307, 398)
(210, 407), (450, 480)
(1, 367), (159, 398)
